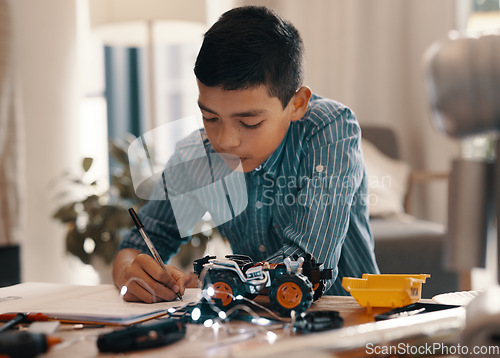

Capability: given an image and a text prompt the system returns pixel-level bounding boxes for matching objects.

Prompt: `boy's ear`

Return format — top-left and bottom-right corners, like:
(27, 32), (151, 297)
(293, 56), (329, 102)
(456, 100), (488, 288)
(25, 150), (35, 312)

(289, 86), (312, 121)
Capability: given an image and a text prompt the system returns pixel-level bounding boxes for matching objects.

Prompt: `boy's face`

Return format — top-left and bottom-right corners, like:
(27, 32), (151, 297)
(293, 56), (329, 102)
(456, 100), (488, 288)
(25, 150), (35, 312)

(197, 81), (299, 173)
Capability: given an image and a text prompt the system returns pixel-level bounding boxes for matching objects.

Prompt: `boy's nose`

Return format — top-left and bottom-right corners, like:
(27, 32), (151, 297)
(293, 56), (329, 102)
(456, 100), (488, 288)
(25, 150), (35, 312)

(216, 125), (241, 151)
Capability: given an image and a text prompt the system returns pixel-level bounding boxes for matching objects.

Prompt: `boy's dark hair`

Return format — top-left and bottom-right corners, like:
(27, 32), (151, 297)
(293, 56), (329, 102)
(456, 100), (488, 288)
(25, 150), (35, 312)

(194, 6), (304, 108)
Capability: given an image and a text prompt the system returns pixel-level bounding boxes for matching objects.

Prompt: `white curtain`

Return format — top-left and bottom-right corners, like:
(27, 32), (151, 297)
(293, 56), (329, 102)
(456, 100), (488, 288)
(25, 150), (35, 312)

(0, 0), (22, 246)
(9, 0), (82, 283)
(238, 0), (460, 224)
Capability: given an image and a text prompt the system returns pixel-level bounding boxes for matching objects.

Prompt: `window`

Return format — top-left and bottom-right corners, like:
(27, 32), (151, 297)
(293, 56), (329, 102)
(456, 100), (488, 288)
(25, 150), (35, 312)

(468, 0), (500, 32)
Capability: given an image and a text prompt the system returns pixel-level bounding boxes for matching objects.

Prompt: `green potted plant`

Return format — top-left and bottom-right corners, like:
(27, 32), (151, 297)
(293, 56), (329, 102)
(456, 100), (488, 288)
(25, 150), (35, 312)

(52, 136), (146, 281)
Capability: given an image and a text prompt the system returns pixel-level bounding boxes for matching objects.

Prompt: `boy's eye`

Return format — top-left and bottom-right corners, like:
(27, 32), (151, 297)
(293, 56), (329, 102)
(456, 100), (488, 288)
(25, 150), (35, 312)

(202, 116), (218, 123)
(241, 121), (263, 129)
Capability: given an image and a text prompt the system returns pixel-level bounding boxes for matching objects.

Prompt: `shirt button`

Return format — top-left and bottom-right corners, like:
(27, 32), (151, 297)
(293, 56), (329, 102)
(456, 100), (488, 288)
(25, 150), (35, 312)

(259, 245), (267, 252)
(315, 164), (324, 173)
(255, 165), (262, 171)
(255, 201), (263, 209)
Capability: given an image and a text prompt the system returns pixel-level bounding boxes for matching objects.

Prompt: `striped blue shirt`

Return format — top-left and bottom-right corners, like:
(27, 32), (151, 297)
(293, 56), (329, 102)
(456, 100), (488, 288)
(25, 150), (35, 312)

(119, 94), (379, 295)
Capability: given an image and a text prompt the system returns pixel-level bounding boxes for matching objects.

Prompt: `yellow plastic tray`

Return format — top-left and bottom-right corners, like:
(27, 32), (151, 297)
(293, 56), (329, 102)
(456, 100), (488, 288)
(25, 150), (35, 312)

(342, 274), (430, 312)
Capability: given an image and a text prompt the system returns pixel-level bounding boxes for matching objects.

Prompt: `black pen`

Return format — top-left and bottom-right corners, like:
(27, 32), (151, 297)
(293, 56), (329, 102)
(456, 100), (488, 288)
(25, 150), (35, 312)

(128, 208), (183, 301)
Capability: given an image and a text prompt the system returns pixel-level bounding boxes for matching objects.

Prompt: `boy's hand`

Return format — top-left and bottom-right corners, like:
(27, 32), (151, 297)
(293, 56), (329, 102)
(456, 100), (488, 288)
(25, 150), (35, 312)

(113, 249), (194, 303)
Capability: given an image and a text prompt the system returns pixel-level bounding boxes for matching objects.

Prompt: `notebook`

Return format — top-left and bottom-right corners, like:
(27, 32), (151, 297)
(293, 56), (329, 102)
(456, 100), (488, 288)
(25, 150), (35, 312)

(0, 282), (201, 325)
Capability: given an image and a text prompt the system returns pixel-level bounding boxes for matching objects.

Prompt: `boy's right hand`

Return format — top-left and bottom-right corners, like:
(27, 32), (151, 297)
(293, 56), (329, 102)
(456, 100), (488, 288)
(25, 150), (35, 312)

(113, 248), (193, 303)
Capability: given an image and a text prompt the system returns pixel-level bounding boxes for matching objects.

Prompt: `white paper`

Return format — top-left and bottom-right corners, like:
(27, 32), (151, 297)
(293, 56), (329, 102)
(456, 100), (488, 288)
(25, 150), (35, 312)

(0, 282), (201, 325)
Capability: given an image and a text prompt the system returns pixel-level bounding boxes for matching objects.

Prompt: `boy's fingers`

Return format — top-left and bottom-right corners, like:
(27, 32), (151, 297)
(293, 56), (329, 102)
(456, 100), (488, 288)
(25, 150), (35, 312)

(121, 279), (154, 303)
(166, 265), (193, 295)
(155, 264), (182, 293)
(121, 254), (181, 302)
(135, 254), (180, 293)
(120, 269), (177, 303)
(124, 274), (181, 302)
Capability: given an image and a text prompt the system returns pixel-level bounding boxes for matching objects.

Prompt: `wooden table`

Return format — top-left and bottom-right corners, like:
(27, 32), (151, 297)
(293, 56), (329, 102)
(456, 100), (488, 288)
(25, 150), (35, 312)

(3, 296), (464, 358)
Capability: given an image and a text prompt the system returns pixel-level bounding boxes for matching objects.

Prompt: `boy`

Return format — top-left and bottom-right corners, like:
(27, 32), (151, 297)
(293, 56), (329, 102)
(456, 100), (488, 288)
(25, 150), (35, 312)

(113, 6), (379, 303)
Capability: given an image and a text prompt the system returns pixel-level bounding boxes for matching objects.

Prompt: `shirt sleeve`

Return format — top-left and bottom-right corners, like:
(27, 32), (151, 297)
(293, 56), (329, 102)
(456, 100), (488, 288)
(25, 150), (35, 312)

(119, 197), (182, 261)
(119, 156), (207, 261)
(265, 107), (365, 291)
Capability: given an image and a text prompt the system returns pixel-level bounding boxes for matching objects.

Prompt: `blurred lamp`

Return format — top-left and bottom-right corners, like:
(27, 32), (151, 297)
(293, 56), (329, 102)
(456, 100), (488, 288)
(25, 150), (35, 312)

(425, 32), (500, 138)
(424, 32), (500, 282)
(88, 0), (207, 46)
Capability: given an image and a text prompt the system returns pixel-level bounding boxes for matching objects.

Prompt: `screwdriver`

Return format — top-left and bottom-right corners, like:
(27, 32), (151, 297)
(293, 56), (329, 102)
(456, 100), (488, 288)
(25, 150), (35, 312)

(0, 331), (61, 358)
